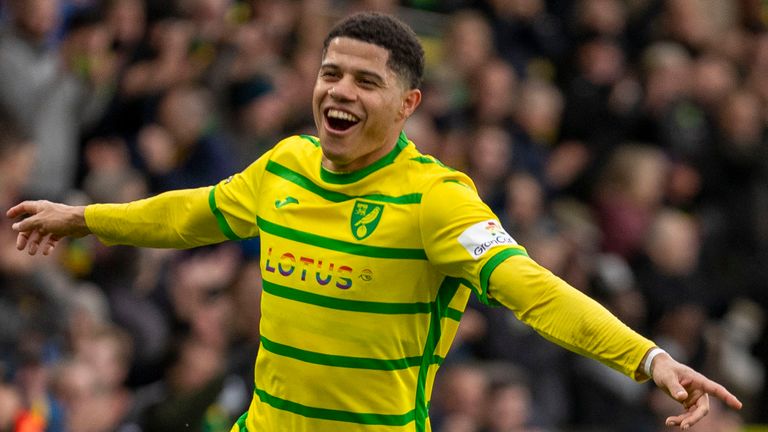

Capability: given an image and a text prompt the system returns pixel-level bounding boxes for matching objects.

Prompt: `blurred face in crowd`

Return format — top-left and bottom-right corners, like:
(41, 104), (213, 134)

(0, 385), (22, 430)
(158, 86), (210, 146)
(472, 59), (518, 123)
(577, 0), (626, 36)
(313, 37), (421, 172)
(13, 0), (58, 42)
(107, 0), (146, 46)
(485, 384), (533, 431)
(446, 11), (493, 76)
(469, 126), (512, 186)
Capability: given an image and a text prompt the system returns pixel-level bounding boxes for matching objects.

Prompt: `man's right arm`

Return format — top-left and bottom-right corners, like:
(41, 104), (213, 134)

(7, 186), (227, 255)
(9, 143), (276, 255)
(85, 186), (227, 248)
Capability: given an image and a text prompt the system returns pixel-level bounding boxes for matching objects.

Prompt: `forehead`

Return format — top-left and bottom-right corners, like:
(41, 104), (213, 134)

(322, 37), (391, 71)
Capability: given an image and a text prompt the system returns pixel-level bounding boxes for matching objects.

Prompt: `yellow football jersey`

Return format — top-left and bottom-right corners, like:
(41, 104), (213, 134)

(85, 132), (652, 432)
(210, 133), (526, 431)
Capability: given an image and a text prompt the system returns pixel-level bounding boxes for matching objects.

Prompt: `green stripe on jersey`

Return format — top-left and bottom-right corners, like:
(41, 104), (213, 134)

(410, 155), (454, 171)
(299, 135), (320, 146)
(258, 217), (427, 260)
(445, 307), (463, 322)
(262, 280), (464, 320)
(410, 156), (435, 164)
(414, 277), (462, 431)
(267, 161), (348, 202)
(266, 161), (421, 204)
(260, 335), (429, 370)
(234, 411), (248, 431)
(254, 388), (416, 426)
(320, 132), (409, 184)
(478, 248), (529, 305)
(208, 185), (243, 240)
(262, 280), (431, 314)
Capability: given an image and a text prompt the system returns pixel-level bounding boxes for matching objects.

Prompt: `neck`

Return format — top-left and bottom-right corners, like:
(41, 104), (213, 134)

(322, 131), (402, 173)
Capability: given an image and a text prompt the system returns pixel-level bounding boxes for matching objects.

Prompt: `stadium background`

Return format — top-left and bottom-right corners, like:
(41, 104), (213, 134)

(1, 0), (768, 430)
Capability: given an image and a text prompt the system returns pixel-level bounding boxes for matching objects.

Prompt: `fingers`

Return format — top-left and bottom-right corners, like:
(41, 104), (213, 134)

(6, 200), (39, 219)
(668, 381), (689, 403)
(659, 368), (743, 430)
(25, 229), (43, 255)
(16, 231), (29, 251)
(658, 361), (743, 409)
(6, 201), (28, 219)
(678, 374), (743, 411)
(665, 394), (710, 430)
(16, 230), (58, 256)
(656, 366), (689, 402)
(666, 414), (697, 430)
(681, 387), (706, 410)
(699, 378), (743, 410)
(8, 200), (77, 256)
(8, 201), (49, 254)
(42, 235), (60, 256)
(653, 355), (744, 431)
(8, 201), (42, 233)
(11, 208), (44, 254)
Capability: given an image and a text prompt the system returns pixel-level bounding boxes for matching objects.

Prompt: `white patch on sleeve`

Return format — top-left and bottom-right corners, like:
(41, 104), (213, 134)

(458, 220), (518, 260)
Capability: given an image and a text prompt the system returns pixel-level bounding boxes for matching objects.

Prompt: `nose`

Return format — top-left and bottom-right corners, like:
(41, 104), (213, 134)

(328, 78), (355, 101)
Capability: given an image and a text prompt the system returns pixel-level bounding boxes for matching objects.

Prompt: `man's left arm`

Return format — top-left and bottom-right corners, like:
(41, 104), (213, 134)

(488, 253), (654, 379)
(488, 254), (742, 429)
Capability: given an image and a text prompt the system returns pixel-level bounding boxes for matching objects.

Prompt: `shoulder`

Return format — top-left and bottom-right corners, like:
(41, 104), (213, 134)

(397, 144), (477, 194)
(259, 134), (323, 169)
(395, 144), (488, 217)
(270, 134), (322, 156)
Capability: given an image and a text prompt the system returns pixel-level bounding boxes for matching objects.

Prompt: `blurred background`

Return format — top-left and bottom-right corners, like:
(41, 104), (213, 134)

(0, 0), (767, 431)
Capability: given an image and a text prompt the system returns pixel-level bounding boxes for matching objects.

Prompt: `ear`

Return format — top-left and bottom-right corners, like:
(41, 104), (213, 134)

(398, 89), (422, 120)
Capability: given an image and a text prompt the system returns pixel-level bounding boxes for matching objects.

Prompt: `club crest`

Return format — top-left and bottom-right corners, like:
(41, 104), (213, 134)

(350, 200), (383, 240)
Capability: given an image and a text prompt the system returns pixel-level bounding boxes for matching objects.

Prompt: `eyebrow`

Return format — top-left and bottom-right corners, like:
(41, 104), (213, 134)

(319, 63), (386, 85)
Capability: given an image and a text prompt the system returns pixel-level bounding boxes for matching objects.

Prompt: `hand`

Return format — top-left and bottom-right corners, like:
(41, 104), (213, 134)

(651, 352), (742, 429)
(6, 201), (90, 256)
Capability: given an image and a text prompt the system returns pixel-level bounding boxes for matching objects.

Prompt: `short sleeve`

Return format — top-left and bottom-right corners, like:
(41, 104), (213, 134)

(209, 148), (275, 240)
(420, 179), (528, 303)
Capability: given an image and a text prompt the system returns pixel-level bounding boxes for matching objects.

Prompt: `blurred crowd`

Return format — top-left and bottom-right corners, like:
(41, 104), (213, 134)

(0, 0), (767, 431)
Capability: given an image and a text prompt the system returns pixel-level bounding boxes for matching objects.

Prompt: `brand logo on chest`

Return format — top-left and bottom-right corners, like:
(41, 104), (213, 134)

(264, 247), (354, 289)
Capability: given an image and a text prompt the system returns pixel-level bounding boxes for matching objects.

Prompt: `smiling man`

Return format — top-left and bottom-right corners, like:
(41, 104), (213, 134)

(313, 29), (421, 172)
(7, 12), (742, 432)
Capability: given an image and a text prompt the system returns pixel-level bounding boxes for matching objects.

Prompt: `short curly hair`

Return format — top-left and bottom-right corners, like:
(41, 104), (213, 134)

(323, 12), (425, 89)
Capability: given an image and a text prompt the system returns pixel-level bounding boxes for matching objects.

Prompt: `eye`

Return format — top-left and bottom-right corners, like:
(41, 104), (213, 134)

(320, 70), (340, 80)
(357, 78), (377, 88)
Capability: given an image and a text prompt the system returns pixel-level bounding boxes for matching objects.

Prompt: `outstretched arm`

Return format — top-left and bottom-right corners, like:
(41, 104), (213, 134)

(488, 254), (742, 429)
(7, 187), (228, 254)
(7, 200), (90, 255)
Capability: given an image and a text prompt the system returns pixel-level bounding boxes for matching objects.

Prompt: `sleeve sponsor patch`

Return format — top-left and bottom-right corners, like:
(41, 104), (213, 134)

(458, 220), (518, 259)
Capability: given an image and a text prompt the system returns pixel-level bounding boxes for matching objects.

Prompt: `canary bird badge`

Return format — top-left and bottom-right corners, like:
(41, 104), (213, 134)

(351, 200), (383, 240)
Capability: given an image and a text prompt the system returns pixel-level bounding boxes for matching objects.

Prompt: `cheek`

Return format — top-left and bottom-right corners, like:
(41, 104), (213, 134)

(312, 80), (327, 103)
(374, 94), (403, 120)
(311, 91), (323, 117)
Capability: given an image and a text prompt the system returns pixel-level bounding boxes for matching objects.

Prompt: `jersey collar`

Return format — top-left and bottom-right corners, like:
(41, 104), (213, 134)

(320, 131), (409, 184)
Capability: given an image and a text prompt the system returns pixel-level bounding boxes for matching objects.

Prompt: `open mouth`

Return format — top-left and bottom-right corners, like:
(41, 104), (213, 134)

(325, 108), (360, 132)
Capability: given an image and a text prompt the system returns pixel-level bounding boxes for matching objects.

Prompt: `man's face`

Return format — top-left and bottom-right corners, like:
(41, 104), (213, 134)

(312, 37), (420, 172)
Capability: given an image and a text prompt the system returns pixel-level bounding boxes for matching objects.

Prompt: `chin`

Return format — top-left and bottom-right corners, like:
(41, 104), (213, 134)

(320, 131), (355, 151)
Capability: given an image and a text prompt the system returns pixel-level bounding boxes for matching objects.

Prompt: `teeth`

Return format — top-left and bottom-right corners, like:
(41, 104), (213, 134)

(327, 109), (359, 122)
